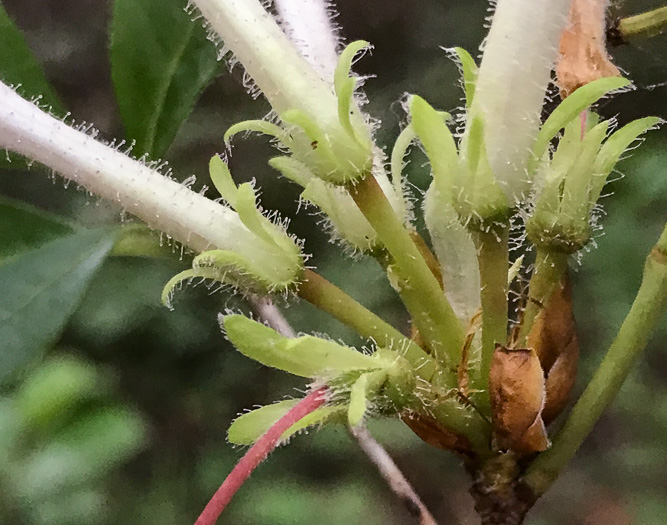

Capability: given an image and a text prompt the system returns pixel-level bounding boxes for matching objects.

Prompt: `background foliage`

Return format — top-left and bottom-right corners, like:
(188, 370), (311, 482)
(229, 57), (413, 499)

(0, 0), (666, 523)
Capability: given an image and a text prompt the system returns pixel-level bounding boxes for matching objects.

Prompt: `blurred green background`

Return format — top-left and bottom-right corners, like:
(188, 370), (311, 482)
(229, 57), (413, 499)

(0, 0), (666, 523)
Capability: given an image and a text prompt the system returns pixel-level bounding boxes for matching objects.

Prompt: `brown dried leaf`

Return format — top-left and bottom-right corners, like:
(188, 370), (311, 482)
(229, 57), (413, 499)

(401, 412), (474, 456)
(556, 0), (621, 98)
(514, 417), (550, 454)
(489, 345), (548, 454)
(527, 274), (579, 424)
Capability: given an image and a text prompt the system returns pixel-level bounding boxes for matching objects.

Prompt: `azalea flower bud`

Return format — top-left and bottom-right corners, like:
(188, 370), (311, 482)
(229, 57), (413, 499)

(191, 0), (374, 184)
(464, 0), (571, 201)
(0, 84), (304, 299)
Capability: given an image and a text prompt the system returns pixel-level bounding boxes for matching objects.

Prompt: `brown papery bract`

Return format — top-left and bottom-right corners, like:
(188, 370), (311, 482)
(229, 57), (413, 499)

(489, 346), (549, 455)
(556, 0), (621, 98)
(401, 412), (475, 456)
(527, 274), (579, 424)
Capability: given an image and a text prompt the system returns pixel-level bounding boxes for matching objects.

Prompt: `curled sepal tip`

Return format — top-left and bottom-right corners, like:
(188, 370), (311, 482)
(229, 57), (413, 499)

(223, 119), (294, 150)
(409, 95), (457, 201)
(162, 267), (220, 309)
(334, 40), (370, 144)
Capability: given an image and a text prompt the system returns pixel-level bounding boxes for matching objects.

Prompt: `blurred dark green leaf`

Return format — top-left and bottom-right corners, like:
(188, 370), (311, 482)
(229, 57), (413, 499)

(110, 0), (221, 158)
(0, 1), (64, 113)
(15, 356), (107, 432)
(0, 229), (117, 384)
(0, 197), (73, 261)
(19, 406), (147, 496)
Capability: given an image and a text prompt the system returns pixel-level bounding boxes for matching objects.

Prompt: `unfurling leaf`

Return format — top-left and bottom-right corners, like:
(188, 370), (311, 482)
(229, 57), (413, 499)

(489, 345), (549, 454)
(527, 273), (579, 424)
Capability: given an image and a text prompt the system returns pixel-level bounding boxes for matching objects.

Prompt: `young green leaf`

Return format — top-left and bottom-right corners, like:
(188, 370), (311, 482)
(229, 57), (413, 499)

(0, 3), (64, 113)
(110, 0), (220, 158)
(0, 197), (73, 261)
(223, 315), (386, 378)
(0, 228), (117, 385)
(15, 356), (106, 432)
(227, 400), (344, 445)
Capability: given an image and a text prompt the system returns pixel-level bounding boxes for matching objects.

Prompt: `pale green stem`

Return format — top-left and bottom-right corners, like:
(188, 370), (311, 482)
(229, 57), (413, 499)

(517, 248), (569, 346)
(617, 6), (667, 41)
(298, 269), (436, 380)
(523, 221), (667, 497)
(469, 226), (510, 414)
(298, 270), (489, 448)
(348, 175), (464, 366)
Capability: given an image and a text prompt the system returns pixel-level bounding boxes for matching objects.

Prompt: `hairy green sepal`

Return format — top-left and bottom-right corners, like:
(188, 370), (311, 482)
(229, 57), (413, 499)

(162, 157), (303, 305)
(224, 41), (374, 185)
(529, 111), (660, 252)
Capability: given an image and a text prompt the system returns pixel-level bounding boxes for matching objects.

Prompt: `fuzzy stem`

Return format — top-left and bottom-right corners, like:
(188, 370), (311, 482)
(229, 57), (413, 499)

(517, 249), (569, 346)
(274, 0), (339, 82)
(523, 222), (667, 497)
(617, 6), (667, 42)
(299, 269), (436, 380)
(194, 387), (327, 525)
(469, 226), (510, 413)
(0, 83), (251, 255)
(467, 0), (570, 197)
(348, 175), (464, 365)
(191, 0), (337, 119)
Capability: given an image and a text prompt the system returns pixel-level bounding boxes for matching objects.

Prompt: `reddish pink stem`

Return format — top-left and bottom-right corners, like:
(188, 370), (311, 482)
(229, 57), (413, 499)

(194, 387), (328, 525)
(580, 109), (588, 140)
